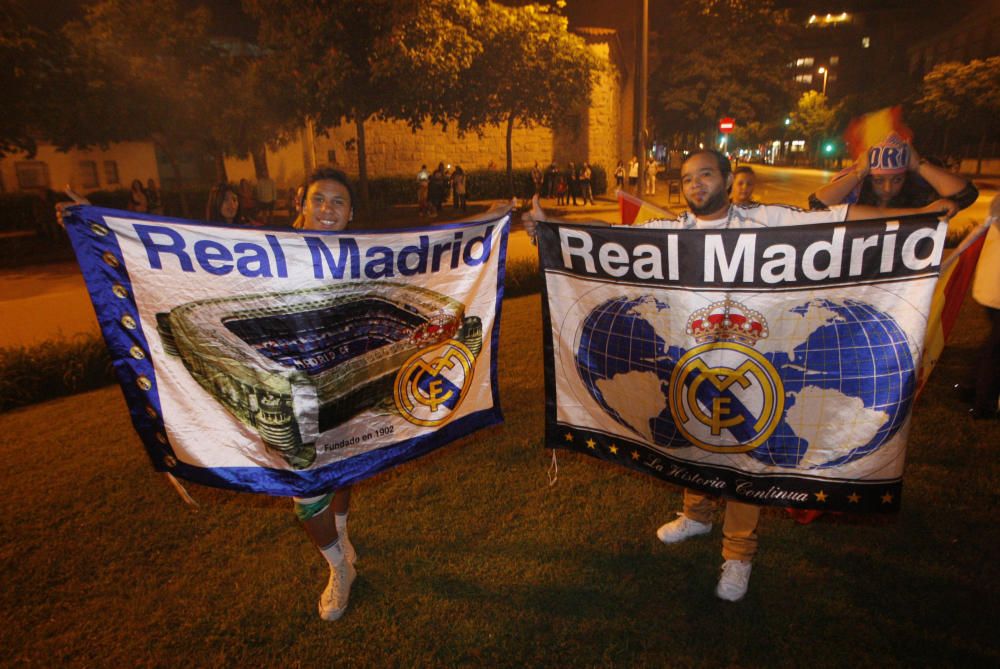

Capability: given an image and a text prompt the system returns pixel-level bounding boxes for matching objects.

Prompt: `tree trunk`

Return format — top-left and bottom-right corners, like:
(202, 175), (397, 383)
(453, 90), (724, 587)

(214, 152), (228, 183)
(251, 144), (270, 180)
(977, 131), (986, 175)
(506, 114), (515, 198)
(354, 114), (371, 219)
(155, 138), (188, 218)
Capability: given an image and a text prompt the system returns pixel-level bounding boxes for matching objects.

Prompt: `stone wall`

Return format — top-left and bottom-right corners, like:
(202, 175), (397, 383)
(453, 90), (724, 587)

(226, 36), (628, 188)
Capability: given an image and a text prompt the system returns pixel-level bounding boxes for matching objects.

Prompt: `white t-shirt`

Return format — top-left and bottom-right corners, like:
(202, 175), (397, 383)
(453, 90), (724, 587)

(639, 202), (850, 230)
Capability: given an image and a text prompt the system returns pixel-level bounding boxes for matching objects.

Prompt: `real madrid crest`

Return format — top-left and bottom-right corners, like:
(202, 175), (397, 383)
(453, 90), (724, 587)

(393, 338), (477, 427)
(668, 299), (783, 453)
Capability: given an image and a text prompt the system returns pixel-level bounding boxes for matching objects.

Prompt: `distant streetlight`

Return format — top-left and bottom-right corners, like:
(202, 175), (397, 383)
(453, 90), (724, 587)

(784, 117), (791, 126)
(817, 66), (829, 96)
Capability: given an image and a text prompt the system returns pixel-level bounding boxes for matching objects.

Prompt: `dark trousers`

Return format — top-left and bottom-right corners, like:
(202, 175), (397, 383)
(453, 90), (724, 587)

(975, 306), (1000, 414)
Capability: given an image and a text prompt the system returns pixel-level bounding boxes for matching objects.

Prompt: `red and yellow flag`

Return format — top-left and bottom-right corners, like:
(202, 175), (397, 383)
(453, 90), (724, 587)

(917, 223), (990, 396)
(843, 106), (913, 160)
(617, 189), (675, 225)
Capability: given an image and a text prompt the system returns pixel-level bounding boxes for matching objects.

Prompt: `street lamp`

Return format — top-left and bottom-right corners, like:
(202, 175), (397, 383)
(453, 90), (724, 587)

(817, 67), (829, 96)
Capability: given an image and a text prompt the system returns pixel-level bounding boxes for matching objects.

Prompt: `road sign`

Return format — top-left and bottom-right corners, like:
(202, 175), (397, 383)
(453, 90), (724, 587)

(719, 117), (735, 134)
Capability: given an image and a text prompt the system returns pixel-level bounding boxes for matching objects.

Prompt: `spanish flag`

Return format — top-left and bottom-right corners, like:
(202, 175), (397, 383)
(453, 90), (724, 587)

(617, 189), (675, 225)
(843, 106), (913, 160)
(916, 223), (990, 396)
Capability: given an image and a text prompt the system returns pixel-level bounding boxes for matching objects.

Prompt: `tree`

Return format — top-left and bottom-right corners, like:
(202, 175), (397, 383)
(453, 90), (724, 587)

(728, 120), (777, 154)
(51, 0), (226, 211)
(919, 57), (1000, 172)
(789, 91), (839, 162)
(0, 3), (59, 158)
(445, 2), (598, 196)
(48, 0), (297, 216)
(650, 0), (796, 147)
(247, 0), (482, 216)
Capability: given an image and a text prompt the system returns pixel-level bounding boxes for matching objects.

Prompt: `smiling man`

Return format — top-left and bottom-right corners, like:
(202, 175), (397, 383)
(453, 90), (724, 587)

(291, 166), (358, 621)
(294, 167), (355, 231)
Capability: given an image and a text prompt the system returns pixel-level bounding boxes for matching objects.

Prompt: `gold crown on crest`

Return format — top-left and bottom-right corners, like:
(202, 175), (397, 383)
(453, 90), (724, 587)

(686, 298), (768, 345)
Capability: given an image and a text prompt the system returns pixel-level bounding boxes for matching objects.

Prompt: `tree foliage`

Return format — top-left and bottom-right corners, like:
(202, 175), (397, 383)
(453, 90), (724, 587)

(51, 0), (296, 192)
(445, 2), (598, 195)
(919, 57), (1000, 137)
(0, 3), (58, 158)
(247, 0), (483, 213)
(650, 0), (796, 143)
(788, 90), (840, 158)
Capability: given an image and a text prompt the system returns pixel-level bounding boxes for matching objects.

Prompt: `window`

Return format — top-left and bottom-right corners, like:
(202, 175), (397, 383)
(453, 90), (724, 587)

(830, 55), (840, 65)
(795, 74), (814, 84)
(795, 57), (815, 68)
(791, 140), (806, 152)
(862, 36), (871, 48)
(78, 161), (99, 188)
(327, 149), (337, 165)
(104, 160), (120, 185)
(15, 161), (50, 189)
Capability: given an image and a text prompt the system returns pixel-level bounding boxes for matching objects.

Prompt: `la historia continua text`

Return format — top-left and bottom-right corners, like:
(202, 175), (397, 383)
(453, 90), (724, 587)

(131, 224), (497, 279)
(555, 220), (948, 285)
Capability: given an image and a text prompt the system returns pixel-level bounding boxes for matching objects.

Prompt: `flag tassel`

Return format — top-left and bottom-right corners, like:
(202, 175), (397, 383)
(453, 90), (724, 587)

(164, 472), (200, 509)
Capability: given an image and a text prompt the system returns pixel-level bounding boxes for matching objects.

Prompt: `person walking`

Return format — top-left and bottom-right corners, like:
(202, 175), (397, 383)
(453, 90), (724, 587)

(614, 160), (625, 190)
(451, 166), (468, 212)
(580, 162), (595, 205)
(417, 164), (431, 216)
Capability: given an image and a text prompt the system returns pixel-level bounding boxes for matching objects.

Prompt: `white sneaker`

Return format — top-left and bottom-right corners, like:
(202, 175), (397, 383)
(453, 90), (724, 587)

(656, 513), (712, 544)
(341, 534), (357, 566)
(715, 560), (752, 602)
(318, 559), (357, 621)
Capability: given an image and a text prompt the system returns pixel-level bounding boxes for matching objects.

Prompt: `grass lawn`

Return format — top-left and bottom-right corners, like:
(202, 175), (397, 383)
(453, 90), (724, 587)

(1, 293), (997, 667)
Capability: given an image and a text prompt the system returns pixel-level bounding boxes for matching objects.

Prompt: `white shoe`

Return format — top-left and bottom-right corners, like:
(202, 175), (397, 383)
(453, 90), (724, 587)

(715, 560), (752, 602)
(341, 534), (357, 566)
(318, 559), (357, 621)
(656, 513), (712, 544)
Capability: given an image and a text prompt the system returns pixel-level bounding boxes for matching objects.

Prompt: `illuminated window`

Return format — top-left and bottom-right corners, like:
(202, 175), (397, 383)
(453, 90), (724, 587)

(15, 161), (50, 189)
(795, 57), (815, 67)
(78, 161), (99, 188)
(795, 74), (814, 84)
(791, 140), (806, 152)
(862, 36), (871, 48)
(830, 56), (840, 65)
(104, 160), (120, 185)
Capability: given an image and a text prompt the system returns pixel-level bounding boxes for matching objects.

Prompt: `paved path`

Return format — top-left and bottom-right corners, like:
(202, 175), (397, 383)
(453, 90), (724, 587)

(0, 262), (98, 348)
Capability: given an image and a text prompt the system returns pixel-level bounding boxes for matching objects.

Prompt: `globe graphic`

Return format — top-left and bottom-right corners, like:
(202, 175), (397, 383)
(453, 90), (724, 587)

(575, 295), (915, 469)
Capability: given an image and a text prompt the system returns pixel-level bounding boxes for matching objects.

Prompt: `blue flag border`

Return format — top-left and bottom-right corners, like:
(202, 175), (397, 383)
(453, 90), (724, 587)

(64, 205), (508, 497)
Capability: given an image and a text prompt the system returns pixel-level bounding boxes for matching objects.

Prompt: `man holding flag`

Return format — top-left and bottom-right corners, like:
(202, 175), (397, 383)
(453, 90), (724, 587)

(525, 149), (954, 602)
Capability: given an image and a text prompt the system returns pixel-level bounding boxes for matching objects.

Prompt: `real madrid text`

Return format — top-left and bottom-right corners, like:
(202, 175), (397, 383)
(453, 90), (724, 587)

(542, 216), (947, 288)
(133, 225), (496, 279)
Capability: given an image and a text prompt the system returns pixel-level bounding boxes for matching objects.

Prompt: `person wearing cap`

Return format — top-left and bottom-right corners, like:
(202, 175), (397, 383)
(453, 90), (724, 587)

(809, 133), (978, 215)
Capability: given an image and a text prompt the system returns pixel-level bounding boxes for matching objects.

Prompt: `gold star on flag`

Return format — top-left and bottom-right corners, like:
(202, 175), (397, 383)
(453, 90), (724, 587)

(564, 432), (573, 442)
(609, 444), (619, 455)
(814, 490), (827, 502)
(586, 438), (596, 450)
(881, 492), (894, 504)
(847, 492), (861, 504)
(631, 450), (640, 460)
